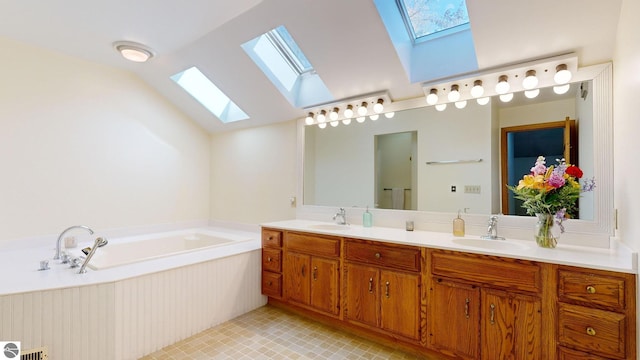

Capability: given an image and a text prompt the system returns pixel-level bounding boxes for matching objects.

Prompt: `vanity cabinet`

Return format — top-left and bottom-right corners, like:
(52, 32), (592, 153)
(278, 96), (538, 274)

(283, 232), (341, 317)
(427, 249), (543, 359)
(556, 265), (636, 359)
(261, 228), (283, 298)
(343, 239), (422, 341)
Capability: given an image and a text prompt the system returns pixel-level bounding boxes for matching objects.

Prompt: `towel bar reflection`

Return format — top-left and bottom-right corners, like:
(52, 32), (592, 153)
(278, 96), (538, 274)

(425, 159), (483, 165)
(383, 188), (411, 191)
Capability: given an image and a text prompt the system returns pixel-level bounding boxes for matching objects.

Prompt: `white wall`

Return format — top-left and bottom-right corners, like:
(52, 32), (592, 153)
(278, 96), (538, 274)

(209, 121), (297, 224)
(613, 0), (640, 250)
(0, 37), (211, 242)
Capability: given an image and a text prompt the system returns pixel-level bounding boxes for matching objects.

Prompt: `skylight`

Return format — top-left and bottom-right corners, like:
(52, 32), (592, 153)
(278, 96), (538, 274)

(242, 25), (333, 108)
(397, 0), (470, 41)
(171, 67), (249, 123)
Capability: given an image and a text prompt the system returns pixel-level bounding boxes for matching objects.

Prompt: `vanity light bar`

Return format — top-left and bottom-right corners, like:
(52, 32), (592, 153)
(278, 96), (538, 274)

(420, 53), (578, 109)
(302, 91), (392, 126)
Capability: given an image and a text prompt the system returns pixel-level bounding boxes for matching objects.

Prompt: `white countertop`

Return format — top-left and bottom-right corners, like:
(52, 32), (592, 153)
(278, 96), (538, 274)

(0, 226), (261, 296)
(262, 219), (638, 274)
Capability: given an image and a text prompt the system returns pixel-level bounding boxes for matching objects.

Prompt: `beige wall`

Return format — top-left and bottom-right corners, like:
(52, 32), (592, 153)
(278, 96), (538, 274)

(613, 0), (640, 251)
(209, 121), (297, 225)
(0, 37), (211, 241)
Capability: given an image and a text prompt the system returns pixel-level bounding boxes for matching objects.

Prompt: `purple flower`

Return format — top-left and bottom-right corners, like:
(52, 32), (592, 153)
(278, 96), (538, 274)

(530, 156), (547, 175)
(548, 172), (566, 188)
(555, 208), (566, 233)
(582, 177), (596, 192)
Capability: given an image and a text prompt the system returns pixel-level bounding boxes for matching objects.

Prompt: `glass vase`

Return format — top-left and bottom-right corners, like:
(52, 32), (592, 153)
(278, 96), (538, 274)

(535, 213), (558, 248)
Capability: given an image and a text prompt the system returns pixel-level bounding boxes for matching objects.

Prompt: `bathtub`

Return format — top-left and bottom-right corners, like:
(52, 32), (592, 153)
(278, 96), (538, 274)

(0, 225), (266, 360)
(83, 230), (250, 270)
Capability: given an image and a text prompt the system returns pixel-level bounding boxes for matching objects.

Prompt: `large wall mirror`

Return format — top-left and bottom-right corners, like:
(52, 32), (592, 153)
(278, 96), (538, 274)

(299, 63), (613, 243)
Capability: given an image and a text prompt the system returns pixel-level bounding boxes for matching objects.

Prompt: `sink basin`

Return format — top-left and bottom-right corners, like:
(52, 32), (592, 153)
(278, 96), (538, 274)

(452, 238), (529, 251)
(307, 224), (350, 231)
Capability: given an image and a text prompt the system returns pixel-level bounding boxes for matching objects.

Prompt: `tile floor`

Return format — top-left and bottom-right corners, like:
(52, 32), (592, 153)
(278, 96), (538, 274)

(139, 305), (436, 359)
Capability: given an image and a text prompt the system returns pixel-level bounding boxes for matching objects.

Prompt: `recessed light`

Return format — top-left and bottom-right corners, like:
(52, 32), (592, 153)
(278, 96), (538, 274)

(113, 41), (154, 63)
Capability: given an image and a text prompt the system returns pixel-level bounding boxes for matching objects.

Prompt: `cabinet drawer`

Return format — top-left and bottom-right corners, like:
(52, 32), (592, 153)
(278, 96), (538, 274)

(345, 240), (420, 272)
(262, 229), (282, 248)
(558, 303), (626, 359)
(262, 248), (282, 272)
(558, 268), (626, 310)
(430, 250), (540, 293)
(262, 271), (282, 298)
(286, 232), (340, 257)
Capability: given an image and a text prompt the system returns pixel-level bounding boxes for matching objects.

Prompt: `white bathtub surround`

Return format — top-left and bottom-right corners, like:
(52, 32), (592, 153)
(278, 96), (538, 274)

(0, 226), (266, 360)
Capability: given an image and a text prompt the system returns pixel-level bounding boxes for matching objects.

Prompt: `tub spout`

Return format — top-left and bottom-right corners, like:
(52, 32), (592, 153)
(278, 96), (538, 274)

(54, 225), (94, 260)
(78, 237), (108, 274)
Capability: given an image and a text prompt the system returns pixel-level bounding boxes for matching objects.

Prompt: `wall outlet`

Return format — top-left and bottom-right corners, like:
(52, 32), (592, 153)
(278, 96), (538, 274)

(464, 185), (481, 194)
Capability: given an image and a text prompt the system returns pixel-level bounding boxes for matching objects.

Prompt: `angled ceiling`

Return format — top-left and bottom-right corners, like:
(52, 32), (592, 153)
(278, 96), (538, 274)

(0, 0), (622, 133)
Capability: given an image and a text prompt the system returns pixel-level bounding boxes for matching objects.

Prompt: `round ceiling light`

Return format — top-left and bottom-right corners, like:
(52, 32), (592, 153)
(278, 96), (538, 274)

(113, 41), (154, 63)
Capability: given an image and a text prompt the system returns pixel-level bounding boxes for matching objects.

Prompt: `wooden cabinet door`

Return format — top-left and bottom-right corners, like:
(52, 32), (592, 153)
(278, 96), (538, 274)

(428, 279), (480, 360)
(310, 257), (340, 316)
(284, 252), (310, 305)
(481, 289), (542, 360)
(380, 270), (420, 340)
(345, 263), (379, 327)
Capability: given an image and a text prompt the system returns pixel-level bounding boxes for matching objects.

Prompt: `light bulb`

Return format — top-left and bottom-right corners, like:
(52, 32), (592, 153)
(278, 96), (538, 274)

(318, 122), (327, 129)
(476, 97), (490, 105)
(356, 116), (366, 123)
(343, 105), (354, 118)
(373, 99), (384, 113)
(317, 110), (326, 123)
(358, 102), (368, 116)
(522, 70), (538, 90)
(369, 114), (379, 121)
(524, 89), (540, 99)
(554, 64), (572, 84)
(448, 84), (460, 102)
(384, 112), (395, 118)
(329, 107), (339, 121)
(330, 120), (339, 127)
(305, 112), (314, 125)
(435, 104), (447, 111)
(426, 89), (438, 105)
(553, 84), (571, 94)
(454, 100), (467, 109)
(499, 93), (514, 102)
(495, 75), (510, 94)
(342, 118), (351, 125)
(470, 80), (484, 98)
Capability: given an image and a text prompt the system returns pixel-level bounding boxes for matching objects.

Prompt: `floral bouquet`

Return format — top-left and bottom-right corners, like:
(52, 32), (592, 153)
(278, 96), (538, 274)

(508, 156), (595, 247)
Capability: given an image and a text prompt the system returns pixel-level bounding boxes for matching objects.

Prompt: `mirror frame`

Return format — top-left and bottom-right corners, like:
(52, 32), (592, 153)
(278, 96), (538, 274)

(296, 63), (613, 248)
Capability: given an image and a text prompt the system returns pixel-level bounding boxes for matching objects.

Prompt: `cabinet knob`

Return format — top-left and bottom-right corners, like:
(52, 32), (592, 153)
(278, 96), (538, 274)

(586, 327), (596, 336)
(267, 257), (272, 262)
(268, 281), (273, 286)
(586, 285), (596, 294)
(375, 252), (381, 259)
(268, 236), (273, 240)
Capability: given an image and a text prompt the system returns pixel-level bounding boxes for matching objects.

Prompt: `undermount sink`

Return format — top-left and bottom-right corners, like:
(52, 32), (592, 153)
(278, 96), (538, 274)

(307, 224), (350, 231)
(452, 238), (529, 251)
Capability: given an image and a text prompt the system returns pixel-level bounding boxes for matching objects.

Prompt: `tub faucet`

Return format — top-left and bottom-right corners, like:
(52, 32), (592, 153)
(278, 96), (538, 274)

(333, 208), (347, 225)
(78, 237), (108, 274)
(480, 215), (505, 240)
(54, 225), (94, 260)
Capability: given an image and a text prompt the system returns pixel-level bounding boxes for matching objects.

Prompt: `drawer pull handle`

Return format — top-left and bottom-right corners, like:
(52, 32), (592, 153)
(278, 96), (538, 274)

(586, 327), (596, 336)
(385, 281), (390, 298)
(375, 252), (381, 259)
(464, 298), (470, 319)
(313, 266), (318, 281)
(267, 257), (272, 262)
(268, 281), (273, 286)
(301, 264), (305, 277)
(490, 303), (495, 324)
(268, 236), (273, 240)
(368, 277), (374, 293)
(586, 286), (597, 294)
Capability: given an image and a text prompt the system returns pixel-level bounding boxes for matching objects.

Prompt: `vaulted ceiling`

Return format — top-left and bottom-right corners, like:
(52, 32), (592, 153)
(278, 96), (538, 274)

(0, 0), (622, 133)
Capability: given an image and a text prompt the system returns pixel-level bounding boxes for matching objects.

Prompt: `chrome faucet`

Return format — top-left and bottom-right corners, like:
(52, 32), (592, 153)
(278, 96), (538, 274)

(333, 208), (347, 225)
(78, 237), (108, 274)
(480, 215), (505, 240)
(54, 225), (94, 260)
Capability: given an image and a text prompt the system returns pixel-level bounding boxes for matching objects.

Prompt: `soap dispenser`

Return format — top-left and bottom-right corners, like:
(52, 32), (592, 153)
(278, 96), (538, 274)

(363, 206), (373, 228)
(453, 209), (465, 237)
